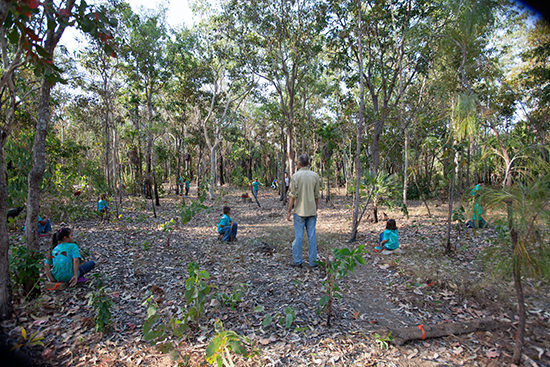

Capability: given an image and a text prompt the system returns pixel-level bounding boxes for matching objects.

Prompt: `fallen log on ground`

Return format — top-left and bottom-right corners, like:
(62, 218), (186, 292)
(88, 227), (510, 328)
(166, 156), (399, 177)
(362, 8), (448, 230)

(391, 318), (505, 345)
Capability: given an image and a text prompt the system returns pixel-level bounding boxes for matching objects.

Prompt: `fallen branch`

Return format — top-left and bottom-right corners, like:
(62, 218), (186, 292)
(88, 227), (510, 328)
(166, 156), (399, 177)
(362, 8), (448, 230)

(391, 318), (504, 345)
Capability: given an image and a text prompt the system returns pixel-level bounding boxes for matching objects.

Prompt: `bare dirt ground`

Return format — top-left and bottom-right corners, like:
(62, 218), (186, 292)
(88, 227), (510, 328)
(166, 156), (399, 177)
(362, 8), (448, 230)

(2, 186), (549, 366)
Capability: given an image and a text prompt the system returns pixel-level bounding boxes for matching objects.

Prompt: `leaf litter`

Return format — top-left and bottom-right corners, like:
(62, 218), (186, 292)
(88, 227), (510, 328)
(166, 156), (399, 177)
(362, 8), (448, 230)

(3, 188), (549, 366)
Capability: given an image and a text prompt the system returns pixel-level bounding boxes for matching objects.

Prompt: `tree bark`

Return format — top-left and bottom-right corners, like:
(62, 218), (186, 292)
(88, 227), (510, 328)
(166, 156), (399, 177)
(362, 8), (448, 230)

(349, 0), (365, 242)
(445, 138), (455, 253)
(0, 117), (12, 320)
(392, 318), (502, 346)
(25, 78), (52, 252)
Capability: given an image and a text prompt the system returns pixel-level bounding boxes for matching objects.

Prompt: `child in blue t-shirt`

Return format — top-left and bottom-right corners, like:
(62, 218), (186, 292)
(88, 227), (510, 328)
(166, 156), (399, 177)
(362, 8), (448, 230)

(184, 179), (190, 196)
(44, 227), (95, 287)
(375, 219), (400, 253)
(251, 179), (262, 199)
(97, 193), (108, 213)
(217, 206), (238, 242)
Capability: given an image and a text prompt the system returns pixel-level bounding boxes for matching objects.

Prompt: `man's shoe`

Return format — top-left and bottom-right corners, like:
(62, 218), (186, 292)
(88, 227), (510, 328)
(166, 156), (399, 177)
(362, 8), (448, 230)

(290, 262), (302, 268)
(307, 263), (318, 269)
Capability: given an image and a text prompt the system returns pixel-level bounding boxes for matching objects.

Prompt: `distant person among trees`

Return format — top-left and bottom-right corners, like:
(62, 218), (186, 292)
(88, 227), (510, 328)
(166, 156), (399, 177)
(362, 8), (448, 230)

(251, 179), (262, 199)
(271, 178), (279, 189)
(178, 176), (184, 195)
(217, 206), (238, 242)
(467, 181), (488, 228)
(25, 206), (52, 237)
(45, 227), (95, 287)
(97, 193), (109, 219)
(184, 178), (190, 197)
(287, 154), (321, 268)
(284, 172), (290, 194)
(374, 219), (400, 254)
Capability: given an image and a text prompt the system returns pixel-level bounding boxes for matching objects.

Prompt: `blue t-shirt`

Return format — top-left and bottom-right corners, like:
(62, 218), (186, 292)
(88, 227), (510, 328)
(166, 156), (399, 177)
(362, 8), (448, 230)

(98, 200), (108, 211)
(470, 184), (480, 196)
(217, 214), (232, 233)
(45, 242), (81, 282)
(185, 180), (190, 188)
(382, 229), (399, 250)
(252, 181), (261, 192)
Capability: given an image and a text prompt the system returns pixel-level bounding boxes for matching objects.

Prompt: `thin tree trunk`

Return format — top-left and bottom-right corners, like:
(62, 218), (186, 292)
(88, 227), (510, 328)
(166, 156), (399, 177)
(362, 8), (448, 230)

(0, 126), (12, 320)
(349, 0), (365, 242)
(445, 140), (455, 253)
(402, 124), (409, 207)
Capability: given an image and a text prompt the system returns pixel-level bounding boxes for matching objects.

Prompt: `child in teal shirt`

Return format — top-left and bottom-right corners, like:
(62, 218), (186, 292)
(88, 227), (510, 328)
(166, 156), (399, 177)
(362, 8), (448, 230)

(184, 179), (190, 196)
(45, 227), (95, 287)
(375, 219), (399, 252)
(251, 179), (262, 199)
(217, 206), (238, 242)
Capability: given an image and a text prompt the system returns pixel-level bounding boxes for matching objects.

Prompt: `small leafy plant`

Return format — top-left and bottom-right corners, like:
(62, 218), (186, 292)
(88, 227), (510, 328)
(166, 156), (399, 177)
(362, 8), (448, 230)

(9, 245), (43, 298)
(217, 283), (245, 310)
(373, 331), (393, 350)
(317, 245), (366, 326)
(86, 274), (112, 333)
(205, 319), (259, 366)
(10, 327), (44, 351)
(180, 201), (208, 224)
(184, 262), (211, 325)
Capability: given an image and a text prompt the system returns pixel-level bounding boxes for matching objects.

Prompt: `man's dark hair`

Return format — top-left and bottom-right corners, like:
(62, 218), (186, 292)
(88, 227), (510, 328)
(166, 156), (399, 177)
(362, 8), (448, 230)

(223, 206), (231, 215)
(298, 154), (309, 167)
(386, 219), (397, 230)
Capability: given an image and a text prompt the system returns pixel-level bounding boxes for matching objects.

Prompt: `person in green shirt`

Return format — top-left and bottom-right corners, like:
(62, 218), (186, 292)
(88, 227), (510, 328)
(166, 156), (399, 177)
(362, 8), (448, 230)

(287, 154), (321, 268)
(178, 176), (184, 195)
(217, 206), (238, 242)
(375, 219), (400, 253)
(466, 181), (488, 228)
(44, 227), (95, 287)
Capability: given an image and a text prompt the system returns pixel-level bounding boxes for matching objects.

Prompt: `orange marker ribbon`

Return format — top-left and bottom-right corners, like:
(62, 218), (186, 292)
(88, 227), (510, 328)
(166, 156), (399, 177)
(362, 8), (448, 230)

(47, 282), (63, 291)
(418, 324), (425, 340)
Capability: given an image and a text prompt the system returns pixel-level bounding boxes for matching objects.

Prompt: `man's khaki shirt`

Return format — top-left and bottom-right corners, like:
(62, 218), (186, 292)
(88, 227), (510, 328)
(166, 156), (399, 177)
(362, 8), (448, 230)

(289, 167), (320, 217)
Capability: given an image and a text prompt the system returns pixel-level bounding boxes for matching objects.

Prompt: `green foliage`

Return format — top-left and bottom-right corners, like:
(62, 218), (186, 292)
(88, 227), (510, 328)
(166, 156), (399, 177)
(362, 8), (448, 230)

(229, 166), (250, 188)
(373, 331), (393, 350)
(205, 319), (259, 366)
(317, 246), (366, 326)
(180, 201), (207, 224)
(361, 172), (407, 216)
(283, 306), (296, 329)
(480, 166), (550, 281)
(9, 245), (42, 297)
(10, 326), (45, 351)
(452, 205), (466, 229)
(217, 283), (245, 310)
(184, 262), (211, 324)
(86, 274), (112, 333)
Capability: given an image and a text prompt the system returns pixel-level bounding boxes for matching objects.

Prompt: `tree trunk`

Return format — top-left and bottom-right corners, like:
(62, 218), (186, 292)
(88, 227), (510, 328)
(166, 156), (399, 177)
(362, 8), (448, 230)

(349, 0), (365, 243)
(392, 318), (502, 346)
(0, 130), (12, 320)
(25, 78), (52, 252)
(402, 125), (409, 207)
(219, 143), (225, 186)
(445, 141), (455, 253)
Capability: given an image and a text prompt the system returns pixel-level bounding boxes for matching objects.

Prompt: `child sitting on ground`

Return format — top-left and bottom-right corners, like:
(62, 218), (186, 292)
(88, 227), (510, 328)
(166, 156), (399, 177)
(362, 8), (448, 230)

(375, 219), (400, 253)
(45, 227), (95, 287)
(217, 206), (238, 242)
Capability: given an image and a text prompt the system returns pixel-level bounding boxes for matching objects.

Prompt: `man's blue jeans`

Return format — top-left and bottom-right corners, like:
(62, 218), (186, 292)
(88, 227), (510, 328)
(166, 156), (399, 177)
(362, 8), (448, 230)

(219, 222), (238, 242)
(292, 214), (317, 266)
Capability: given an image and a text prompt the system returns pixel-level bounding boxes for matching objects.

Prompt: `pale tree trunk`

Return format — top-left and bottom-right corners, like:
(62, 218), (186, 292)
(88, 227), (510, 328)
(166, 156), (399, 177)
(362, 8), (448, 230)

(445, 137), (455, 253)
(349, 0), (365, 242)
(402, 124), (409, 206)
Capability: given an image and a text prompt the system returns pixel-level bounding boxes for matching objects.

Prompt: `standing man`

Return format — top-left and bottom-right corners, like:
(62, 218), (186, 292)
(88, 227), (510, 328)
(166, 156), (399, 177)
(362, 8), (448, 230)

(286, 154), (321, 268)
